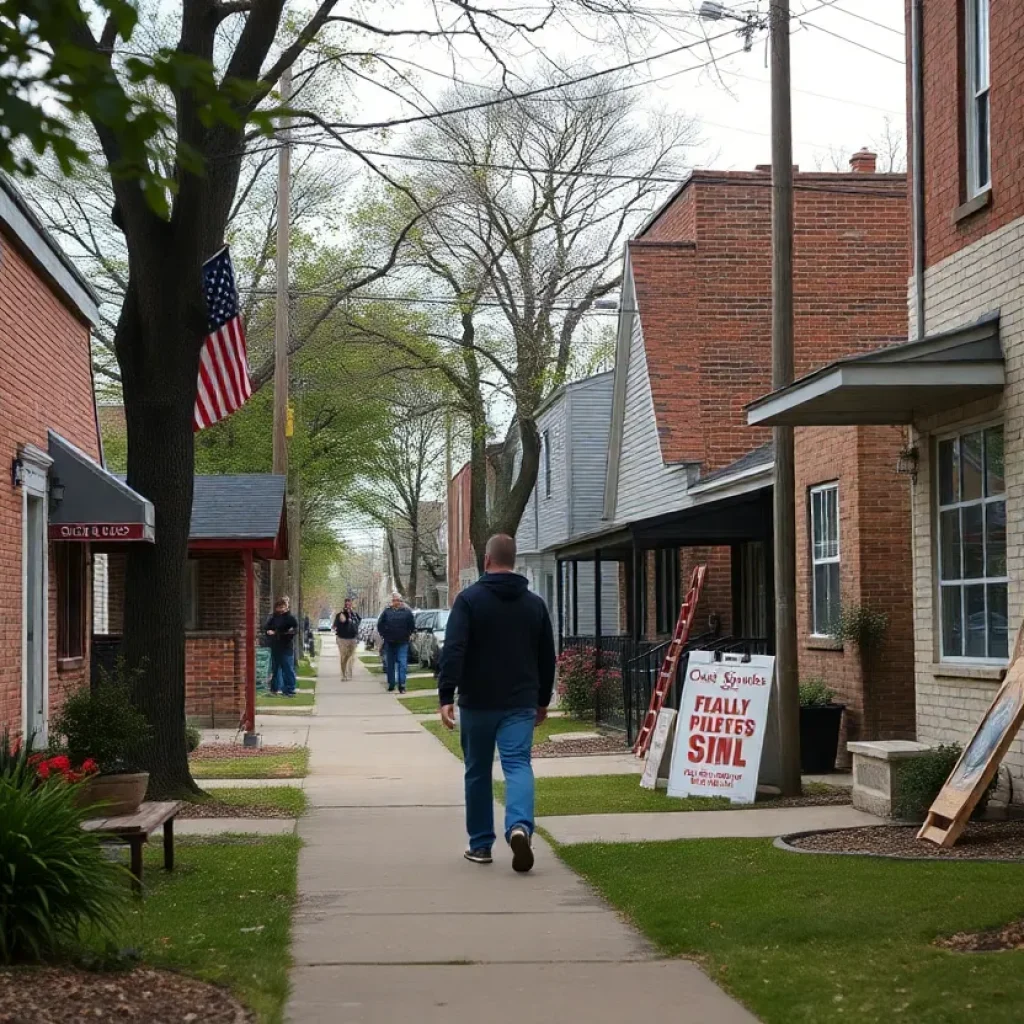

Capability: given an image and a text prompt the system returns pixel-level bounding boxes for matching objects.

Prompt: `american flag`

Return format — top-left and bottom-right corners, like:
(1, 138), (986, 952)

(194, 247), (252, 431)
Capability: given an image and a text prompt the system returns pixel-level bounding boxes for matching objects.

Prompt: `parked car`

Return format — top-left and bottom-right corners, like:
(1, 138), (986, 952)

(317, 617), (332, 632)
(361, 618), (380, 650)
(420, 609), (449, 670)
(411, 610), (443, 667)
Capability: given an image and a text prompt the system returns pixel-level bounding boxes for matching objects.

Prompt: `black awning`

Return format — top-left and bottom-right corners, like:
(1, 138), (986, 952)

(47, 431), (154, 542)
(747, 313), (1004, 427)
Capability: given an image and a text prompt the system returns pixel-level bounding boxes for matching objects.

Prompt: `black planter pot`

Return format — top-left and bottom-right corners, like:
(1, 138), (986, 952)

(799, 703), (846, 774)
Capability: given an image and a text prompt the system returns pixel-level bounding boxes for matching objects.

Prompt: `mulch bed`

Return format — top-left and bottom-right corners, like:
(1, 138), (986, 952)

(176, 800), (294, 819)
(755, 787), (851, 809)
(532, 736), (630, 757)
(189, 744), (300, 762)
(937, 919), (1024, 953)
(0, 967), (253, 1023)
(786, 820), (1024, 860)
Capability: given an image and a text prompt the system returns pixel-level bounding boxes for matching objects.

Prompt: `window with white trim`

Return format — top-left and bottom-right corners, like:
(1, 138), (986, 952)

(542, 430), (552, 498)
(937, 425), (1007, 661)
(965, 0), (991, 197)
(810, 484), (840, 636)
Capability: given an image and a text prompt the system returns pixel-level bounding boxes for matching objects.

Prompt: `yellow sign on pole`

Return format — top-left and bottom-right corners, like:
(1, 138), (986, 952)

(285, 403), (294, 438)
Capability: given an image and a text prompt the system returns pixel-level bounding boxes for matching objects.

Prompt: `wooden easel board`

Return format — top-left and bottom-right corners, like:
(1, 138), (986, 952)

(919, 648), (1024, 847)
(640, 709), (676, 790)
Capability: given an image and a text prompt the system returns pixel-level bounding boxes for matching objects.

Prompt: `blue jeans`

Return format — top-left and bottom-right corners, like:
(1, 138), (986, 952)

(271, 648), (296, 696)
(459, 707), (535, 851)
(383, 642), (409, 692)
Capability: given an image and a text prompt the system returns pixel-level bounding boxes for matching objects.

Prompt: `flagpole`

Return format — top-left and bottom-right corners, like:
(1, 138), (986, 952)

(271, 66), (291, 606)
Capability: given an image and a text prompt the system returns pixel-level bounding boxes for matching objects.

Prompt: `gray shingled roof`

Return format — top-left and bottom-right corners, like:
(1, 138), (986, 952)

(190, 474), (286, 540)
(694, 442), (774, 488)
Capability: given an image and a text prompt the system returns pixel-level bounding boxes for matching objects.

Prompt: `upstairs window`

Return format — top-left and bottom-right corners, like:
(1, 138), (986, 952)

(938, 426), (1007, 661)
(965, 0), (991, 196)
(542, 430), (552, 498)
(810, 484), (840, 636)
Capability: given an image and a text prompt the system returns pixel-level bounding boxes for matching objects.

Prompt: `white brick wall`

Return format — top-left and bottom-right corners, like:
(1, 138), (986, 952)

(908, 213), (1024, 790)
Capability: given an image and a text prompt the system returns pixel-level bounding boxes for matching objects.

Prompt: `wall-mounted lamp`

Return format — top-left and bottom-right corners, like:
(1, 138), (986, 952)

(11, 458), (23, 488)
(896, 447), (919, 484)
(49, 476), (66, 509)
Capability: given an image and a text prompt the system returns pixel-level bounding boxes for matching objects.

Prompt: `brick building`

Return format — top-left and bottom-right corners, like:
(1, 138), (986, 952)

(751, 0), (1024, 790)
(0, 176), (152, 742)
(558, 156), (914, 752)
(447, 462), (475, 603)
(96, 475), (287, 728)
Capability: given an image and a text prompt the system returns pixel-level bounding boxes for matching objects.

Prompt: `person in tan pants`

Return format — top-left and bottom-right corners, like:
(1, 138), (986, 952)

(333, 599), (361, 680)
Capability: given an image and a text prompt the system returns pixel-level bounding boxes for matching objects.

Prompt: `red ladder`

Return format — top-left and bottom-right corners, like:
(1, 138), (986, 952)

(632, 564), (707, 758)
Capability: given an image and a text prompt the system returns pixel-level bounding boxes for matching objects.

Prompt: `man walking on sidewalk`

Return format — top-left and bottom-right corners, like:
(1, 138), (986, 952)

(439, 534), (555, 873)
(265, 596), (298, 697)
(333, 598), (361, 680)
(377, 592), (415, 693)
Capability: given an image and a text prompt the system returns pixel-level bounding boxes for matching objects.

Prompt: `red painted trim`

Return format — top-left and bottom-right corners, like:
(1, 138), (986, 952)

(188, 538), (277, 559)
(243, 548), (256, 734)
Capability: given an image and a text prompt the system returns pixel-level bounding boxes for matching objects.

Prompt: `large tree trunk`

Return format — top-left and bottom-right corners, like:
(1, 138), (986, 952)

(116, 263), (206, 797)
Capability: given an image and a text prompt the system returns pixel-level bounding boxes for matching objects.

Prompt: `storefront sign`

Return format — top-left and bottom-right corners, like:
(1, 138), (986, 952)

(49, 522), (148, 541)
(640, 708), (676, 790)
(667, 651), (776, 805)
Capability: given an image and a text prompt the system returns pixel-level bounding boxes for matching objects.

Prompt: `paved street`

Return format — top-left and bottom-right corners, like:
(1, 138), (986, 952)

(286, 646), (758, 1023)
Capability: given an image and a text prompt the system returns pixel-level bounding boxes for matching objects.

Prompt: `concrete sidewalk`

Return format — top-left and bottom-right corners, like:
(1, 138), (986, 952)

(286, 646), (757, 1024)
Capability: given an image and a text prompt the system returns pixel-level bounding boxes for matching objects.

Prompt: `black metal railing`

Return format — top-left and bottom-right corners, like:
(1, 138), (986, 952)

(622, 634), (769, 746)
(560, 634), (655, 733)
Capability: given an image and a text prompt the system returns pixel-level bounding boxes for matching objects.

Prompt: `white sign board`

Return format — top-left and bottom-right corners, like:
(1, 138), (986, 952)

(667, 651), (776, 805)
(640, 708), (676, 790)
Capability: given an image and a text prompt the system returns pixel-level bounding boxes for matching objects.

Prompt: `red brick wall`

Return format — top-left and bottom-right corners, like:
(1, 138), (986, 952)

(447, 463), (474, 600)
(916, 0), (1024, 267)
(794, 425), (915, 759)
(640, 546), (733, 641)
(0, 222), (99, 736)
(104, 551), (251, 725)
(638, 167), (908, 474)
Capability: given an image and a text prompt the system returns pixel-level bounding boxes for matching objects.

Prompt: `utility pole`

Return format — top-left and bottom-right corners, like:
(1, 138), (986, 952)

(444, 409), (453, 608)
(271, 67), (291, 604)
(770, 0), (801, 796)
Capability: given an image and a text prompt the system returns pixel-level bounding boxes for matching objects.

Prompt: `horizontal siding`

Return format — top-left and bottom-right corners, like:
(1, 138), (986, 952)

(568, 374), (614, 537)
(536, 396), (569, 550)
(614, 314), (691, 521)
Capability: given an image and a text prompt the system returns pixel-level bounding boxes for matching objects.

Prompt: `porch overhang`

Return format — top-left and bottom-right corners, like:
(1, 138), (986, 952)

(47, 431), (154, 543)
(746, 313), (1004, 428)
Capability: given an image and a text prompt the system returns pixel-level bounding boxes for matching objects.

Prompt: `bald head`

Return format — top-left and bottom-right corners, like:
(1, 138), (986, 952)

(484, 534), (516, 572)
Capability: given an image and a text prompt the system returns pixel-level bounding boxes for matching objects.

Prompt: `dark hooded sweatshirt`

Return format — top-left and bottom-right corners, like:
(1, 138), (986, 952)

(438, 572), (556, 710)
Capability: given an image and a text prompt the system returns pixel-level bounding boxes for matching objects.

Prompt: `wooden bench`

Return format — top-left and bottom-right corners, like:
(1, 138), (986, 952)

(82, 801), (182, 893)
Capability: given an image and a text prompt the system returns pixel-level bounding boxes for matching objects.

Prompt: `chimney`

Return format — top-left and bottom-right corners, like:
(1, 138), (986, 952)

(849, 148), (877, 174)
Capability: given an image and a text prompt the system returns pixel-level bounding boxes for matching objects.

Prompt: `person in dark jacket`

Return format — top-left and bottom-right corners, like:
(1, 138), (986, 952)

(377, 593), (415, 693)
(333, 599), (361, 681)
(265, 597), (298, 697)
(439, 534), (555, 873)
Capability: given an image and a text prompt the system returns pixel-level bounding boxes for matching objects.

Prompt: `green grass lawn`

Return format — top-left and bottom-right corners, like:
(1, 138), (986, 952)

(190, 748), (310, 780)
(559, 838), (1024, 1024)
(495, 774), (842, 816)
(398, 694), (440, 715)
(99, 836), (299, 1023)
(421, 715), (597, 761)
(192, 786), (307, 817)
(403, 675), (437, 691)
(256, 692), (314, 708)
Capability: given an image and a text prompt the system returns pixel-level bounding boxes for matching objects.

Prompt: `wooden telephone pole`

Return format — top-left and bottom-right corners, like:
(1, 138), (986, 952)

(271, 67), (291, 604)
(770, 0), (802, 796)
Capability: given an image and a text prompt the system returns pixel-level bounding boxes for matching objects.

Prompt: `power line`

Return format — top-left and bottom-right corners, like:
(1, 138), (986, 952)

(826, 2), (904, 37)
(796, 18), (905, 64)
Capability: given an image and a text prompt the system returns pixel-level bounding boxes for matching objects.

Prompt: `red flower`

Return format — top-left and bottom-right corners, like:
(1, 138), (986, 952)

(49, 755), (71, 772)
(36, 761), (51, 779)
(81, 758), (98, 774)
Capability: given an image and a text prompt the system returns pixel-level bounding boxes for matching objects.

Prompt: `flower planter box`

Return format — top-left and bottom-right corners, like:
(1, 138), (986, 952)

(75, 772), (150, 818)
(798, 703), (846, 774)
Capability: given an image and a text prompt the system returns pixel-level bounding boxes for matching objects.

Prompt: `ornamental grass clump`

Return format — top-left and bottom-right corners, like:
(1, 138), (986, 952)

(0, 771), (127, 963)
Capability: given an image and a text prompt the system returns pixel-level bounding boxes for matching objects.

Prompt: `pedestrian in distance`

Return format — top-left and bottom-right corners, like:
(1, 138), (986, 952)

(439, 534), (555, 873)
(333, 598), (361, 681)
(265, 596), (298, 697)
(376, 592), (415, 694)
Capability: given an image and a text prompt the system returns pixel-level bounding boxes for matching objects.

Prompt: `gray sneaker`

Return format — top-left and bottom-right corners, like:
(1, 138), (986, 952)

(464, 848), (493, 865)
(509, 826), (534, 873)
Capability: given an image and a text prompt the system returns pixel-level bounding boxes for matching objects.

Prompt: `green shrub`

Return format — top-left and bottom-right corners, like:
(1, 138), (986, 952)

(185, 723), (202, 754)
(0, 773), (127, 963)
(799, 678), (836, 707)
(0, 729), (35, 786)
(51, 659), (151, 774)
(830, 603), (889, 653)
(894, 743), (997, 821)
